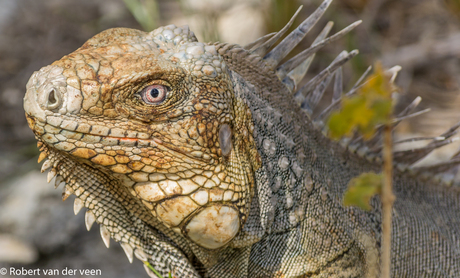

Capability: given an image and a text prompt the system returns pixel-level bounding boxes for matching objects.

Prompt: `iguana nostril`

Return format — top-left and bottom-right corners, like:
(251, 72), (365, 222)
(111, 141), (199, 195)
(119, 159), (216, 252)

(46, 88), (61, 110)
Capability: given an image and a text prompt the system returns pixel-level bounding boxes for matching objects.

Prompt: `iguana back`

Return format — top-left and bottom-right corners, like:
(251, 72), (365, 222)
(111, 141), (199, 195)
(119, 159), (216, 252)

(23, 0), (460, 277)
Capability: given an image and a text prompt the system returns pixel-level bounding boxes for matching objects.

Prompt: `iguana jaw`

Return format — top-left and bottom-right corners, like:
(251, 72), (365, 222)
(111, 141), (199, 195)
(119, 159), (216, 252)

(23, 25), (262, 250)
(24, 87), (245, 250)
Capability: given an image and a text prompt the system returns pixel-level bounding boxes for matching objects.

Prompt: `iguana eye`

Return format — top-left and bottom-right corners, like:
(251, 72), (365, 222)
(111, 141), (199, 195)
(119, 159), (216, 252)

(140, 84), (168, 105)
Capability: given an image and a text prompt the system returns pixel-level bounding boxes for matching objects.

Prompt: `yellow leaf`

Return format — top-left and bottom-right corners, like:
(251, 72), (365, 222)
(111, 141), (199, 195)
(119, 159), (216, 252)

(328, 111), (353, 139)
(327, 61), (394, 140)
(343, 172), (383, 211)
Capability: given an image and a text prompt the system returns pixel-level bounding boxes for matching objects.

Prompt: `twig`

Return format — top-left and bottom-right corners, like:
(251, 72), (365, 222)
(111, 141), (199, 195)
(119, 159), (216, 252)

(144, 261), (165, 278)
(381, 124), (395, 278)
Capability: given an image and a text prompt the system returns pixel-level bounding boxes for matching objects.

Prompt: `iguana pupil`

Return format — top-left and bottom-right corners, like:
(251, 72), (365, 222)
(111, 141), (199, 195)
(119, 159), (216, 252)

(150, 88), (159, 98)
(141, 84), (167, 104)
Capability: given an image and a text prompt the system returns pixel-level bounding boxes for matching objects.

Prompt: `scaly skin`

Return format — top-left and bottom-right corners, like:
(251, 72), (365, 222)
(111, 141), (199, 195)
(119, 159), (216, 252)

(23, 3), (460, 278)
(25, 26), (261, 276)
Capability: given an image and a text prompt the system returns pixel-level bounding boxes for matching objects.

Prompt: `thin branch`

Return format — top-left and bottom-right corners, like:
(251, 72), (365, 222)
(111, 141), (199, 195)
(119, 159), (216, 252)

(381, 124), (395, 278)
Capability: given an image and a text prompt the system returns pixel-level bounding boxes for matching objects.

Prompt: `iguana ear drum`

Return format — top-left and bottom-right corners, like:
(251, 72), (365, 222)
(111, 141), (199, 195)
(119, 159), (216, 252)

(219, 124), (232, 156)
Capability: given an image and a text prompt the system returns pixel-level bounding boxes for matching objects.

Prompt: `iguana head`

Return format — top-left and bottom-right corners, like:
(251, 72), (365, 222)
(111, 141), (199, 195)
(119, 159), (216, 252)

(24, 25), (260, 250)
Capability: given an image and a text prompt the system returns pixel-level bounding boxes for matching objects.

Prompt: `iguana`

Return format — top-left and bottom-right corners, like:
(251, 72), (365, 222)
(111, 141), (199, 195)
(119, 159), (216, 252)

(22, 0), (460, 277)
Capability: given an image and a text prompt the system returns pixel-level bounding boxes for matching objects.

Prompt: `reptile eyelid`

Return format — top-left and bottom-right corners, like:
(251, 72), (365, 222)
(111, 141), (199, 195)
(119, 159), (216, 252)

(140, 84), (168, 105)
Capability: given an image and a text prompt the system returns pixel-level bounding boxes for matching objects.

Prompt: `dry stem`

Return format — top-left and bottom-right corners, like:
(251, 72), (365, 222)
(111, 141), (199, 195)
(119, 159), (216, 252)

(381, 124), (395, 278)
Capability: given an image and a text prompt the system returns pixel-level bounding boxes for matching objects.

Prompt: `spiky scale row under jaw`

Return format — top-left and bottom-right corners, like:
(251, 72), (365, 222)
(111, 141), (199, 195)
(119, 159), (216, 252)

(37, 147), (202, 276)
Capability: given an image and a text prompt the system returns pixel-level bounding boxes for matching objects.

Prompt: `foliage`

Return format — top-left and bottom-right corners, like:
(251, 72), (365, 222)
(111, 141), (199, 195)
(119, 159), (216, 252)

(327, 62), (395, 278)
(326, 62), (394, 211)
(343, 172), (382, 211)
(327, 62), (393, 139)
(144, 261), (173, 278)
(444, 0), (460, 18)
(122, 0), (159, 31)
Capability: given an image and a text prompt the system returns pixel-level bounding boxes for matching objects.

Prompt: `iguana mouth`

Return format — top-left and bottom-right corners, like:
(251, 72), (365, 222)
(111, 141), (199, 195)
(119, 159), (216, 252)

(26, 114), (152, 144)
(25, 113), (216, 166)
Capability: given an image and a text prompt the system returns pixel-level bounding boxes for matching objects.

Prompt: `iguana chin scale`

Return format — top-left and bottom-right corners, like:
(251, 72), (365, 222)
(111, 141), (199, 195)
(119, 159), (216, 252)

(23, 0), (460, 277)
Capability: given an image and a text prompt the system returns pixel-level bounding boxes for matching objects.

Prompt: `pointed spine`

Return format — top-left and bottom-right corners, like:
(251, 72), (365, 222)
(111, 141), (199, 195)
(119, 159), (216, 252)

(438, 121), (460, 138)
(332, 67), (343, 101)
(302, 72), (334, 114)
(85, 210), (96, 231)
(351, 65), (373, 91)
(47, 168), (57, 183)
(100, 225), (110, 248)
(243, 32), (276, 51)
(54, 175), (63, 189)
(295, 50), (359, 100)
(393, 108), (431, 123)
(73, 198), (84, 215)
(387, 65), (402, 83)
(398, 96), (421, 117)
(315, 65), (372, 121)
(281, 21), (334, 92)
(41, 159), (52, 173)
(250, 6), (303, 57)
(392, 121), (460, 166)
(393, 138), (458, 165)
(62, 185), (73, 201)
(38, 152), (48, 163)
(134, 248), (148, 261)
(363, 96), (424, 150)
(278, 20), (362, 79)
(120, 242), (134, 263)
(264, 0), (334, 69)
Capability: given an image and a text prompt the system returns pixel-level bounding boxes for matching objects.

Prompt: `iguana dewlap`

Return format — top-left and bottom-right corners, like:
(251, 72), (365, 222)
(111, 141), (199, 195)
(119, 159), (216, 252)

(23, 0), (460, 277)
